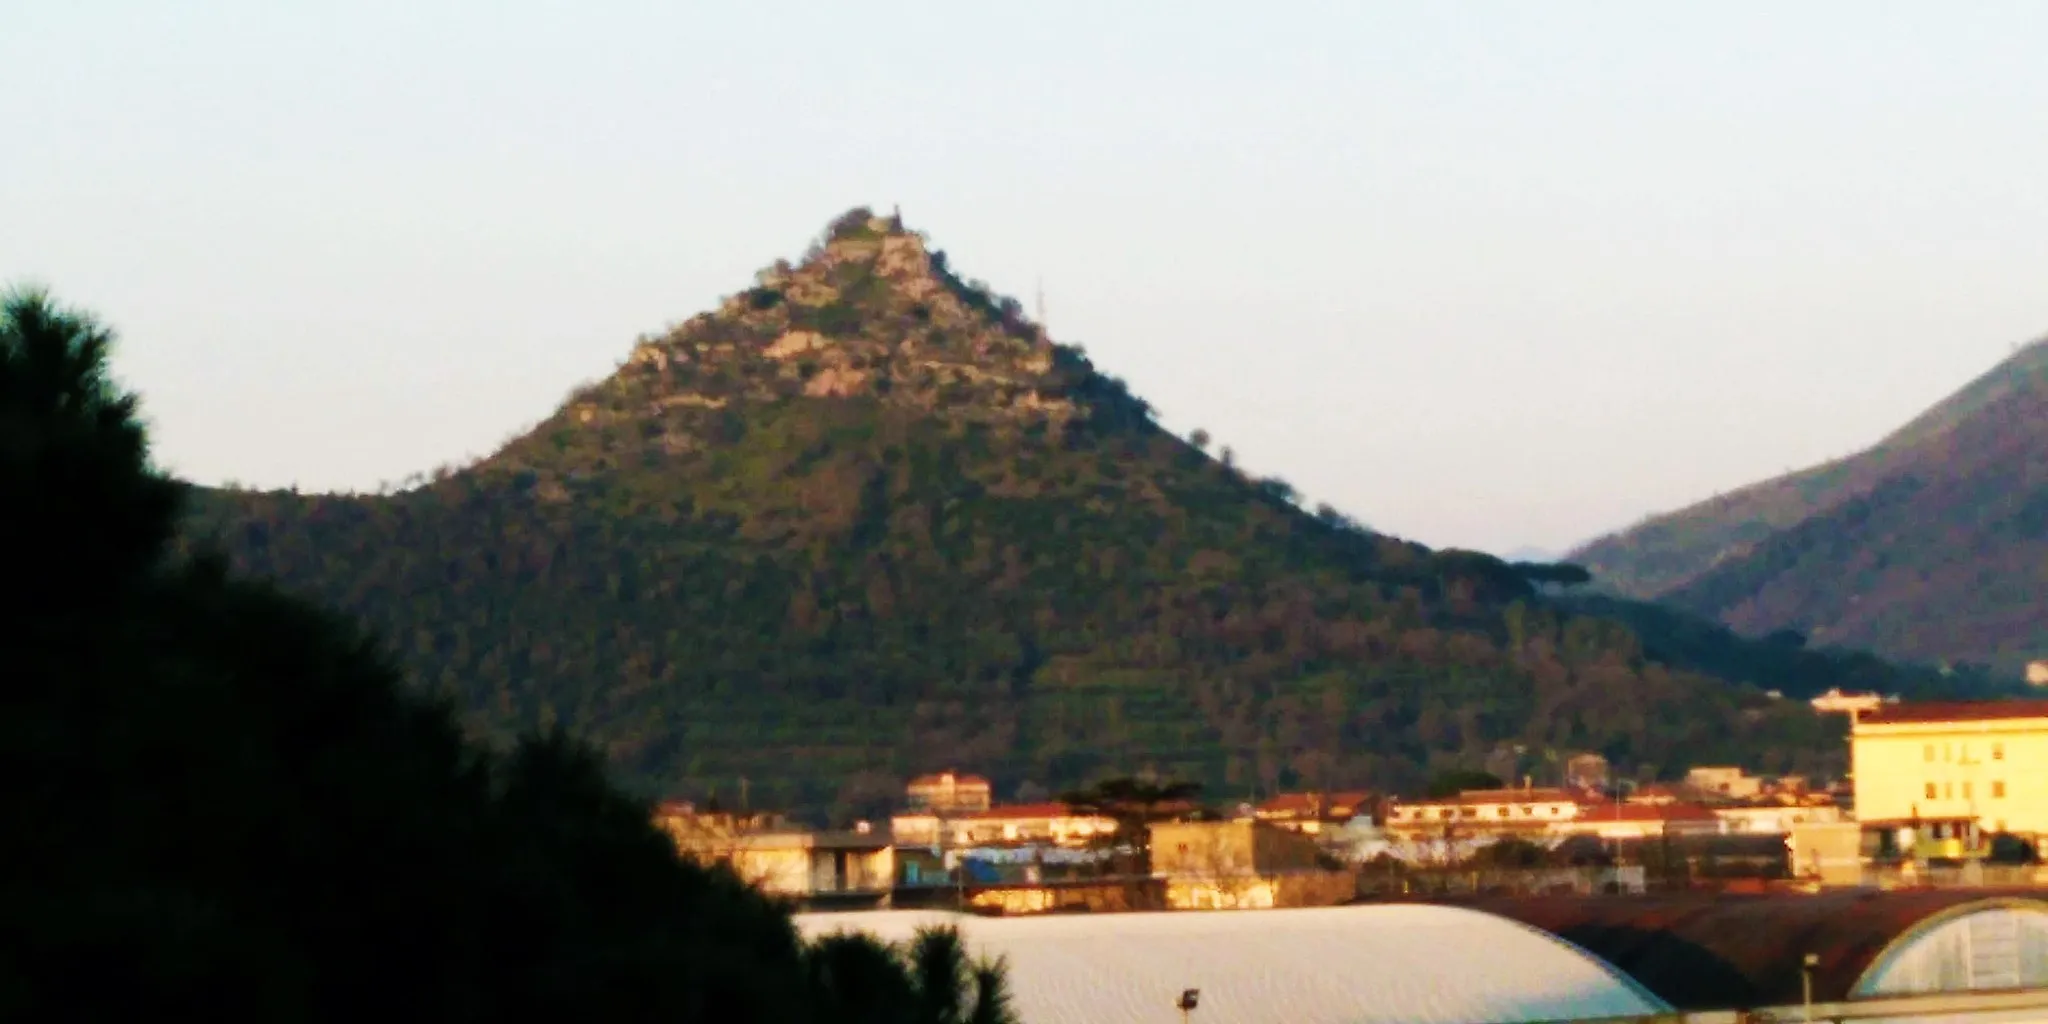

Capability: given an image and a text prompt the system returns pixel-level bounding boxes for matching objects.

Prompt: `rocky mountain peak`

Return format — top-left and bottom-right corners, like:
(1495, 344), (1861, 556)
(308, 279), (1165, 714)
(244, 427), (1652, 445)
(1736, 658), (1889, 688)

(586, 208), (1084, 428)
(487, 209), (1159, 489)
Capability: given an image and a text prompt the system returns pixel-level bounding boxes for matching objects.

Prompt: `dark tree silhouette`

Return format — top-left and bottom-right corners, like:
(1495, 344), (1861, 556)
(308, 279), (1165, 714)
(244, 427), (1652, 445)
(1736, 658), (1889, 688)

(0, 290), (1016, 1023)
(1425, 769), (1505, 799)
(1511, 561), (1595, 590)
(1058, 776), (1204, 872)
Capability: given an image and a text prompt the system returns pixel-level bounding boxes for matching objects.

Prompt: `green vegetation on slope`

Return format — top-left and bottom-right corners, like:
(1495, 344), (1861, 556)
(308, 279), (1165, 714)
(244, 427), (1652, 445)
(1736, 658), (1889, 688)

(183, 210), (1921, 818)
(3, 289), (1017, 1022)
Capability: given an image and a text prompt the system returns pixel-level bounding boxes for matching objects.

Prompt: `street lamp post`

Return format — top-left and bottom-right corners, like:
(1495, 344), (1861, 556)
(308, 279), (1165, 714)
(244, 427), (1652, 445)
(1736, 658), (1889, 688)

(1801, 952), (1819, 1022)
(1176, 988), (1200, 1024)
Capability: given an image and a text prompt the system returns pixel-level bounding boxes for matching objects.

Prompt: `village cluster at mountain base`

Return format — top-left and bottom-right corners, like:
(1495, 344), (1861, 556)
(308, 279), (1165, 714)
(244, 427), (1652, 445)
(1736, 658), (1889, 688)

(653, 697), (2048, 916)
(643, 697), (2048, 1023)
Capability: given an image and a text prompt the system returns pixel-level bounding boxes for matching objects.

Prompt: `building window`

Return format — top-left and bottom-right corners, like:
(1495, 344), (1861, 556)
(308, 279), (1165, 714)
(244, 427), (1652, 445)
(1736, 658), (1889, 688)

(1925, 744), (1936, 762)
(1945, 783), (1954, 799)
(1962, 782), (1973, 799)
(1926, 783), (1939, 800)
(1993, 743), (2005, 761)
(1994, 781), (2006, 798)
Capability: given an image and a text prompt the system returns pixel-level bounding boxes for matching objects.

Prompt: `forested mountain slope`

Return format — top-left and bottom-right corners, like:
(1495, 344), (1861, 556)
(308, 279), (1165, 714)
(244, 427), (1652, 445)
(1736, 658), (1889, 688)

(1573, 337), (2048, 673)
(187, 210), (1966, 817)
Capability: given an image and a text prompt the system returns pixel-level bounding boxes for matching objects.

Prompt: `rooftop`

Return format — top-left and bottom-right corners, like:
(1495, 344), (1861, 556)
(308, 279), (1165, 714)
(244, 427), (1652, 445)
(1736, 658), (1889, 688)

(1576, 802), (1720, 823)
(1457, 890), (2048, 1009)
(1255, 791), (1374, 817)
(796, 904), (1669, 1024)
(1857, 699), (2048, 726)
(907, 771), (990, 788)
(1404, 787), (1580, 806)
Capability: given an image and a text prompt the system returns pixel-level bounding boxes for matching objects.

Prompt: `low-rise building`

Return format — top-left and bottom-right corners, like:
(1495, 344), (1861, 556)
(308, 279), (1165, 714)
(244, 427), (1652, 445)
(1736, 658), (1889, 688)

(1811, 687), (1891, 717)
(1251, 791), (1374, 834)
(1711, 802), (1844, 835)
(1554, 802), (1723, 842)
(654, 802), (894, 903)
(1787, 820), (1866, 885)
(1565, 753), (1611, 791)
(1148, 819), (1348, 910)
(904, 771), (992, 815)
(891, 802), (1117, 850)
(1385, 787), (1580, 840)
(1685, 766), (1764, 801)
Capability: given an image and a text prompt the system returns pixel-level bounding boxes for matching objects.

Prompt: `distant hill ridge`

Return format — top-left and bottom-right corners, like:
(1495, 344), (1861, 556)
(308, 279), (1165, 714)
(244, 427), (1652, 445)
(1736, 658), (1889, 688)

(184, 209), (1995, 817)
(1574, 334), (2048, 673)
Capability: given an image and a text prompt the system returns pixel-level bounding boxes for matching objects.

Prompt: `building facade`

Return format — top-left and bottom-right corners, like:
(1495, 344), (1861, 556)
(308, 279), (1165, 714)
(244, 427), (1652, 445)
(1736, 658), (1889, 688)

(1384, 787), (1581, 840)
(654, 802), (894, 901)
(1148, 820), (1347, 910)
(891, 802), (1117, 850)
(1251, 791), (1374, 834)
(1684, 766), (1764, 801)
(1852, 700), (2048, 839)
(904, 771), (992, 815)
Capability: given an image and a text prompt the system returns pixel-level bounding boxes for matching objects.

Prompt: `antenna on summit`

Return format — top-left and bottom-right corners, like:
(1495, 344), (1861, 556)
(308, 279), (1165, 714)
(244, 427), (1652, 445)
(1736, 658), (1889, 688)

(1035, 277), (1047, 335)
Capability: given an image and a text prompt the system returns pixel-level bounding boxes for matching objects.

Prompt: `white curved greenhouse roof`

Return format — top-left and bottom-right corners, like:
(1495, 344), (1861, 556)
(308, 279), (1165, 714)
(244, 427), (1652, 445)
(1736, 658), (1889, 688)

(795, 903), (1671, 1024)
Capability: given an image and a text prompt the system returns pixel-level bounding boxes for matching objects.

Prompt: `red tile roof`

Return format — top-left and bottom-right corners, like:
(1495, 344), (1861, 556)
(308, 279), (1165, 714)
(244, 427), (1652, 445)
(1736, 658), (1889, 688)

(956, 802), (1099, 821)
(1410, 787), (1579, 806)
(1857, 699), (2048, 725)
(1256, 791), (1374, 817)
(1577, 801), (1719, 823)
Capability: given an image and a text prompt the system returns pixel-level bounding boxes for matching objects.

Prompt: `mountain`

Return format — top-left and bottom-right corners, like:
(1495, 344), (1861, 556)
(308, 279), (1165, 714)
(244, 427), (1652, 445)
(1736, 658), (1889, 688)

(1573, 338), (2048, 674)
(184, 209), (1953, 818)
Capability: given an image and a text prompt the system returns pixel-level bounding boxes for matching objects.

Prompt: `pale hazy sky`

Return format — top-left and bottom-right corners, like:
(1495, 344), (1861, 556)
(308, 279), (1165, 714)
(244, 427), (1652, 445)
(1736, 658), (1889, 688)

(6, 1), (2046, 553)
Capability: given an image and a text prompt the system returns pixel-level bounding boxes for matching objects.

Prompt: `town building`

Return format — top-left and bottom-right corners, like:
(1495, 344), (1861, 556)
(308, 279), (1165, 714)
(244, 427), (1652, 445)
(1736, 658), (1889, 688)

(1249, 790), (1374, 834)
(653, 801), (893, 905)
(1709, 801), (1844, 835)
(1786, 820), (1865, 885)
(1148, 819), (1350, 910)
(890, 802), (1117, 850)
(1564, 752), (1611, 791)
(1810, 687), (1891, 716)
(1556, 801), (1722, 842)
(1384, 786), (1581, 840)
(903, 771), (992, 815)
(1683, 766), (1764, 801)
(1851, 699), (2048, 841)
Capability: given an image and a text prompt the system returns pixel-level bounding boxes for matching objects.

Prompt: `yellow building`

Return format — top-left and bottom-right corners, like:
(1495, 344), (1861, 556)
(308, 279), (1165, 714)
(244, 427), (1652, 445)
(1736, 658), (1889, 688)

(1148, 820), (1349, 910)
(654, 802), (894, 901)
(1852, 700), (2048, 840)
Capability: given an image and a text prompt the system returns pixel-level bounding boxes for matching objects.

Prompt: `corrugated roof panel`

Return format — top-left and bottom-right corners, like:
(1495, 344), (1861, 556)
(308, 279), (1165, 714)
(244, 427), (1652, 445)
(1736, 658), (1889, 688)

(796, 904), (1671, 1024)
(1460, 891), (2048, 1010)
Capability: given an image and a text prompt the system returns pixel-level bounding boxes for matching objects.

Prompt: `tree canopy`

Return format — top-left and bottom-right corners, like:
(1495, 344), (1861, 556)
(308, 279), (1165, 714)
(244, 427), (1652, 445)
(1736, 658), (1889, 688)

(170, 214), (1938, 817)
(0, 290), (1014, 1023)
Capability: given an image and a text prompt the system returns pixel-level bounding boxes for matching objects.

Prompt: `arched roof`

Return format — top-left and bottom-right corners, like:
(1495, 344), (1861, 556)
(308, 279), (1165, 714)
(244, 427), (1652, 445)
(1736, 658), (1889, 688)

(1459, 891), (2048, 1010)
(796, 904), (1671, 1024)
